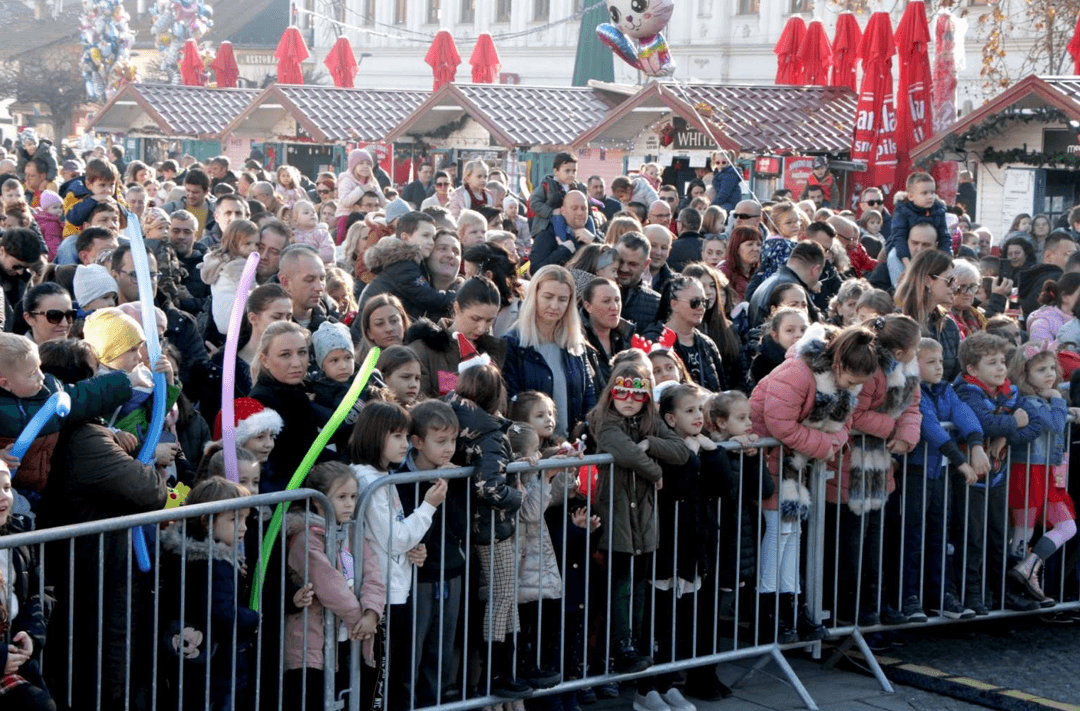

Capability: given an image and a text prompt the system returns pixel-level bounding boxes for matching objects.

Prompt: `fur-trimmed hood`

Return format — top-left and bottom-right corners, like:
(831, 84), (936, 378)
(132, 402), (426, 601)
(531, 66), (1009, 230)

(792, 323), (864, 433)
(879, 354), (921, 419)
(405, 317), (507, 360)
(160, 523), (246, 571)
(363, 237), (422, 273)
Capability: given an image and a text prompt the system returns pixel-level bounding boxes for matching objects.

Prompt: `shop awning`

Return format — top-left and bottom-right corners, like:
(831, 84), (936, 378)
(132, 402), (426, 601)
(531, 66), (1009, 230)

(910, 75), (1080, 162)
(572, 81), (858, 156)
(221, 85), (429, 142)
(383, 82), (623, 151)
(86, 83), (261, 139)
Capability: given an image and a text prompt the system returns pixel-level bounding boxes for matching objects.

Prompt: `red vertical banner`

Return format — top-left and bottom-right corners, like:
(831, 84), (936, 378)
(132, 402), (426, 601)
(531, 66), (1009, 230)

(894, 1), (933, 186)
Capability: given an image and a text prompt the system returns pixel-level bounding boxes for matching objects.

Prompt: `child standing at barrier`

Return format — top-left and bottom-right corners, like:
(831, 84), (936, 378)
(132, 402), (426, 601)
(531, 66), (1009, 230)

(750, 324), (878, 642)
(588, 360), (690, 676)
(159, 478), (260, 711)
(349, 401), (447, 711)
(953, 332), (1042, 614)
(907, 338), (985, 620)
(509, 391), (564, 453)
(1005, 343), (1077, 607)
(509, 422), (568, 696)
(394, 400), (463, 708)
(828, 315), (922, 628)
(284, 461), (385, 710)
(0, 463), (56, 711)
(635, 383), (721, 711)
(446, 363), (532, 698)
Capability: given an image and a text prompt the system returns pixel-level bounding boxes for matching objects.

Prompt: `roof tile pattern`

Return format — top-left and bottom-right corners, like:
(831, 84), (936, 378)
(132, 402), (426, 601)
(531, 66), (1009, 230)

(677, 83), (858, 154)
(277, 86), (429, 142)
(455, 85), (616, 147)
(135, 84), (261, 136)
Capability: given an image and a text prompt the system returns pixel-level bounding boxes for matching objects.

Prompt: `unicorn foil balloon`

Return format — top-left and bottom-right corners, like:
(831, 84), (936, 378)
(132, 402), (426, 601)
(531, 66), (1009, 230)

(597, 0), (676, 77)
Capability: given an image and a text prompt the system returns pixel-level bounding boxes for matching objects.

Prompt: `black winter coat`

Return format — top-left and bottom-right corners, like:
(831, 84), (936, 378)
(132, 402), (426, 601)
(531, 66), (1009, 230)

(359, 237), (455, 321)
(718, 449), (772, 588)
(654, 449), (726, 583)
(249, 374), (332, 491)
(0, 514), (50, 691)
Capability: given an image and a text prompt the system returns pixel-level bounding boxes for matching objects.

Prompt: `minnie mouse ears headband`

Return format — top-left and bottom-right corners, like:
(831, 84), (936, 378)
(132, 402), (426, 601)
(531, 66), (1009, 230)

(630, 327), (677, 354)
(1023, 340), (1059, 360)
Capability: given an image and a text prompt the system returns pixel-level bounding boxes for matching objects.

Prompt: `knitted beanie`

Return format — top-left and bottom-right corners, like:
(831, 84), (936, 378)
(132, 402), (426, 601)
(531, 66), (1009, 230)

(73, 264), (119, 308)
(384, 197), (411, 225)
(312, 321), (354, 368)
(214, 397), (285, 444)
(38, 190), (63, 211)
(83, 307), (146, 365)
(348, 148), (374, 172)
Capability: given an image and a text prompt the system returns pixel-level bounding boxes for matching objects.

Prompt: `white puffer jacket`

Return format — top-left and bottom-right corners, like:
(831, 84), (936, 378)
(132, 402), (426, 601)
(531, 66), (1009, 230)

(516, 470), (567, 603)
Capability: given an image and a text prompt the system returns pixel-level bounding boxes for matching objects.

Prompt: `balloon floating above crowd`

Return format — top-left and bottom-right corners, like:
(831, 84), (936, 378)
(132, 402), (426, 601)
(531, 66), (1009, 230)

(150, 0), (214, 84)
(79, 0), (139, 103)
(596, 0), (676, 77)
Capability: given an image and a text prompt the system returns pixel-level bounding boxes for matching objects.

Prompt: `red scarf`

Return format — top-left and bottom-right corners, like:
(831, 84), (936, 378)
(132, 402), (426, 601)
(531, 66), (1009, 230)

(961, 373), (1012, 398)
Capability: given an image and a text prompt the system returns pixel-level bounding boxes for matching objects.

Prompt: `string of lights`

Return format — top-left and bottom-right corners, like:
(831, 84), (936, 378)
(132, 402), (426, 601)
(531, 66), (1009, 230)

(296, 0), (608, 46)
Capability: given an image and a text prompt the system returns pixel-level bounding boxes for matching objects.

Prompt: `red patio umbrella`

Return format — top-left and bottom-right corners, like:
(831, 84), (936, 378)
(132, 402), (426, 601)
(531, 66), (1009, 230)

(851, 11), (897, 188)
(1068, 14), (1080, 74)
(774, 16), (806, 85)
(425, 30), (461, 91)
(324, 36), (359, 88)
(275, 26), (309, 85)
(211, 41), (239, 88)
(799, 20), (833, 86)
(831, 12), (862, 91)
(470, 33), (501, 84)
(180, 39), (205, 86)
(894, 1), (933, 185)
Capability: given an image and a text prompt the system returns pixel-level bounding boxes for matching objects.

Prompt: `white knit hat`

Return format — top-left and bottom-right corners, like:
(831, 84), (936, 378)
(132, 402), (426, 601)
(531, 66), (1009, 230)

(312, 321), (354, 368)
(73, 264), (119, 308)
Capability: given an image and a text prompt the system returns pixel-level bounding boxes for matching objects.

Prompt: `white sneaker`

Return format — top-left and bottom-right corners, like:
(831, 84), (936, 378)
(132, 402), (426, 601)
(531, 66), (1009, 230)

(662, 688), (697, 711)
(634, 690), (672, 711)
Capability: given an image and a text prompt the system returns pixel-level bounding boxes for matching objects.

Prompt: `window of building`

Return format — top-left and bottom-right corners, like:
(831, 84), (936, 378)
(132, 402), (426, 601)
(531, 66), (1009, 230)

(461, 0), (475, 22)
(394, 0), (408, 24)
(533, 0), (549, 21)
(426, 0), (440, 23)
(737, 0), (759, 14)
(362, 0), (375, 25)
(791, 0), (871, 12)
(496, 0), (511, 22)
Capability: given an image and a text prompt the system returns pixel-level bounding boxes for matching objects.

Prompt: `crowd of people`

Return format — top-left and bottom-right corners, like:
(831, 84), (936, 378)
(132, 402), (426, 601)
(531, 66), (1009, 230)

(2, 129), (1080, 711)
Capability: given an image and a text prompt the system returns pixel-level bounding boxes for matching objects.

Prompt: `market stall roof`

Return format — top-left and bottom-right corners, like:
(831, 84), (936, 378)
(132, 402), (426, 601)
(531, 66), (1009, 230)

(86, 83), (261, 138)
(572, 80), (858, 155)
(383, 82), (623, 150)
(221, 85), (429, 142)
(910, 75), (1080, 162)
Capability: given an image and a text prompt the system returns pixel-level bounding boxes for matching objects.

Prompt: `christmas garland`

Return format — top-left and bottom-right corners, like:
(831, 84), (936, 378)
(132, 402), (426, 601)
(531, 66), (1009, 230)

(923, 106), (1077, 165)
(981, 146), (1080, 169)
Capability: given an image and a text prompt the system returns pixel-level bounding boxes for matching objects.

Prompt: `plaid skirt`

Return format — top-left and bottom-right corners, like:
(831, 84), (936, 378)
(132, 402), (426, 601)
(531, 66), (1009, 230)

(475, 538), (520, 642)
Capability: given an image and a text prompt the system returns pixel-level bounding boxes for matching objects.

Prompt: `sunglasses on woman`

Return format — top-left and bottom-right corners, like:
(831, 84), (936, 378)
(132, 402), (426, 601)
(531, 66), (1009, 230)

(30, 309), (77, 324)
(931, 274), (957, 289)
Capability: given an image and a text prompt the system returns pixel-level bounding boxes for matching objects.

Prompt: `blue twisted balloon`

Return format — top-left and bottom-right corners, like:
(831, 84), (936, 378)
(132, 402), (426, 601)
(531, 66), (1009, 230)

(10, 392), (71, 460)
(128, 231), (166, 573)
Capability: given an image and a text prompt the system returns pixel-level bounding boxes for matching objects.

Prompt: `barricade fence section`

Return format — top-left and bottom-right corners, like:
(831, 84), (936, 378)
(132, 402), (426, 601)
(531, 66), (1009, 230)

(0, 488), (339, 711)
(4, 422), (1077, 711)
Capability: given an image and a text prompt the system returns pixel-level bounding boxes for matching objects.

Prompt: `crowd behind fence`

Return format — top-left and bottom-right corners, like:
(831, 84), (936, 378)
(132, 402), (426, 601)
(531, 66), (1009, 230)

(2, 424), (1078, 711)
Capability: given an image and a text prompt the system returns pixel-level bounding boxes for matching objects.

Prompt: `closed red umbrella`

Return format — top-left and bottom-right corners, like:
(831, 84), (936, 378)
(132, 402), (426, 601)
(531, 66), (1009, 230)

(324, 36), (359, 88)
(1068, 14), (1080, 74)
(180, 39), (205, 86)
(851, 11), (897, 188)
(425, 30), (461, 91)
(931, 11), (962, 205)
(275, 26), (310, 85)
(894, 1), (933, 186)
(774, 16), (806, 85)
(470, 33), (501, 84)
(831, 12), (862, 91)
(211, 41), (239, 88)
(799, 20), (833, 86)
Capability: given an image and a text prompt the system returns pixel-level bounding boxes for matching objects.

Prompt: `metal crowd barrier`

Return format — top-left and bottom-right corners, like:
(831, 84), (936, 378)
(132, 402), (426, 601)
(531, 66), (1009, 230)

(0, 488), (337, 711)
(5, 421), (1077, 711)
